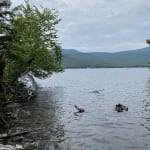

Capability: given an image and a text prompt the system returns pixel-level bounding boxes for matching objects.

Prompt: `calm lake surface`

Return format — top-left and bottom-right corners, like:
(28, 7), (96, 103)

(22, 68), (150, 150)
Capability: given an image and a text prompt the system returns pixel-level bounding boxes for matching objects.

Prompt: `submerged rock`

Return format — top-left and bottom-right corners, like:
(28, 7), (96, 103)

(0, 144), (16, 150)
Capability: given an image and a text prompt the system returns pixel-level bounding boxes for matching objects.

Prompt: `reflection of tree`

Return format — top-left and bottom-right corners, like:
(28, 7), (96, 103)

(11, 89), (65, 149)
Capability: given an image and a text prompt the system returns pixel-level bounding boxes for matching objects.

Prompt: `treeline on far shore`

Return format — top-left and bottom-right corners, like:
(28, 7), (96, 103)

(62, 47), (150, 68)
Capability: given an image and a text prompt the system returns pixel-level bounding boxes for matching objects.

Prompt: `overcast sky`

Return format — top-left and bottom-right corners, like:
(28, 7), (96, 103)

(11, 0), (150, 52)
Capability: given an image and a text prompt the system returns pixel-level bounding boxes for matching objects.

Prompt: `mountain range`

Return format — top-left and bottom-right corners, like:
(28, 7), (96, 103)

(62, 47), (150, 68)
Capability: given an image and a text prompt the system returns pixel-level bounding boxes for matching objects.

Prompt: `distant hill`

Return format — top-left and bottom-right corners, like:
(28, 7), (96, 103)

(62, 47), (150, 68)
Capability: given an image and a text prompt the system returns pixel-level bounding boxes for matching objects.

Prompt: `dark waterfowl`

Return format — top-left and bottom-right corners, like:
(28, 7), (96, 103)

(74, 105), (85, 113)
(115, 104), (128, 112)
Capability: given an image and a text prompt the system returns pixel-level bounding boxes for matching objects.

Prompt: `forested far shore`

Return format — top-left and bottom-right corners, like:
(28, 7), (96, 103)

(62, 47), (150, 68)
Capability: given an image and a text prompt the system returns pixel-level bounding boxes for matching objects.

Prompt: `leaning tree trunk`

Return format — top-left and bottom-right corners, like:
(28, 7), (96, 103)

(0, 56), (6, 101)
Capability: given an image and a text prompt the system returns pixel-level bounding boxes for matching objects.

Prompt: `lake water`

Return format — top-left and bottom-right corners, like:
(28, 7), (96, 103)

(21, 68), (150, 150)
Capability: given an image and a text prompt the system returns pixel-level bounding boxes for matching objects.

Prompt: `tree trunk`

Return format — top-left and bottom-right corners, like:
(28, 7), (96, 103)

(0, 57), (6, 101)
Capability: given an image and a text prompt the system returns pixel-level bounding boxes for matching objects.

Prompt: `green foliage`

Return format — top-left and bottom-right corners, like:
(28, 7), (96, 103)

(3, 0), (62, 84)
(146, 39), (150, 45)
(0, 0), (63, 101)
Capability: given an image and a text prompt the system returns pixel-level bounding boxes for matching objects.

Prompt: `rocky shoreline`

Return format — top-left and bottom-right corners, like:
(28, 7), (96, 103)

(0, 79), (38, 149)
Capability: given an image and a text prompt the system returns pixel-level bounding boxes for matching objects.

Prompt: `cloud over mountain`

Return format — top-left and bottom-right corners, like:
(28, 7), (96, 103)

(12, 0), (150, 52)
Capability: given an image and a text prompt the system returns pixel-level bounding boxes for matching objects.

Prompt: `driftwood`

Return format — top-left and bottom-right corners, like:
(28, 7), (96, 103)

(74, 105), (85, 113)
(0, 112), (9, 128)
(0, 131), (29, 139)
(0, 128), (44, 139)
(6, 83), (37, 102)
(114, 104), (128, 112)
(27, 89), (35, 101)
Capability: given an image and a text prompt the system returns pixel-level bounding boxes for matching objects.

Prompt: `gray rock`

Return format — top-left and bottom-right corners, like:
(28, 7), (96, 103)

(0, 144), (16, 150)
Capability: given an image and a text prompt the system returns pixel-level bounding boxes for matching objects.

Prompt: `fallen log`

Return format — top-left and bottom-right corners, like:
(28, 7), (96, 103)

(0, 131), (29, 139)
(0, 112), (9, 128)
(0, 128), (44, 139)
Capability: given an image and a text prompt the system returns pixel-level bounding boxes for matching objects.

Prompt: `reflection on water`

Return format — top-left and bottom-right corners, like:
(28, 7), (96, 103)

(142, 79), (150, 132)
(12, 88), (65, 149)
(13, 68), (150, 149)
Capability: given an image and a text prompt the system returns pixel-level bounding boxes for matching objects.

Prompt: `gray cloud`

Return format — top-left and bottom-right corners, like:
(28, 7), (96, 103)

(11, 0), (150, 52)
